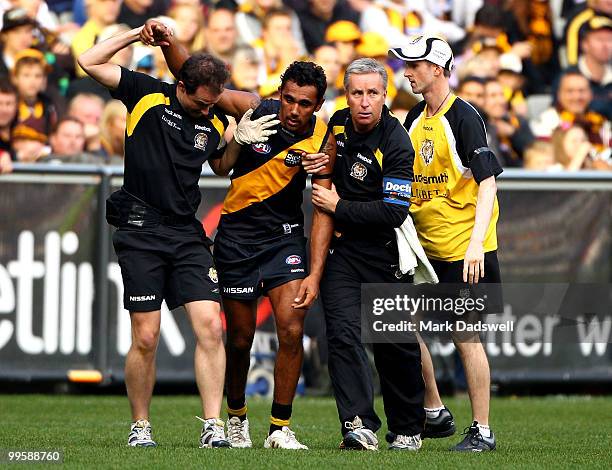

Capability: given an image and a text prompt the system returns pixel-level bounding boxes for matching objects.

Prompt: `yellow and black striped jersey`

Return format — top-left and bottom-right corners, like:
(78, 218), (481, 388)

(404, 95), (503, 262)
(219, 99), (328, 243)
(110, 67), (229, 217)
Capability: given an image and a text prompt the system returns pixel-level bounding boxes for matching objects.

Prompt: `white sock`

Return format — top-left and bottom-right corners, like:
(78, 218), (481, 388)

(424, 406), (445, 419)
(476, 423), (491, 438)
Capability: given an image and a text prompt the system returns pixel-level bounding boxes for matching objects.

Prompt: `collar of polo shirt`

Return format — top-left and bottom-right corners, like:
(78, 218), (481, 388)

(345, 105), (390, 153)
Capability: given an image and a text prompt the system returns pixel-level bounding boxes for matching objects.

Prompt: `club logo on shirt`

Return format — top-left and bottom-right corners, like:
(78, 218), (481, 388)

(284, 150), (303, 167)
(350, 162), (367, 181)
(420, 139), (434, 165)
(208, 267), (218, 283)
(285, 255), (302, 265)
(194, 132), (208, 151)
(252, 143), (271, 154)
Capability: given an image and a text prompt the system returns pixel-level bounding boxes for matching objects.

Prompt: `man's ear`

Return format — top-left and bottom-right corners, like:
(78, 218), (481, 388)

(315, 98), (325, 113)
(177, 81), (185, 93)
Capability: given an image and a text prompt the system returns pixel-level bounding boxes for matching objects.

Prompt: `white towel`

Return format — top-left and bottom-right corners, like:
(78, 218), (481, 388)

(394, 215), (439, 284)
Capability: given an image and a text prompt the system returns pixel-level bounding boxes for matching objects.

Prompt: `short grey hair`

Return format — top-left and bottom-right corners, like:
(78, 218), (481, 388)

(343, 58), (388, 91)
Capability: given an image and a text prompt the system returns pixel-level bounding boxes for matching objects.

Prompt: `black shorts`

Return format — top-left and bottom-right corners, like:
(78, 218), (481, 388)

(112, 222), (220, 312)
(213, 235), (307, 300)
(428, 250), (503, 315)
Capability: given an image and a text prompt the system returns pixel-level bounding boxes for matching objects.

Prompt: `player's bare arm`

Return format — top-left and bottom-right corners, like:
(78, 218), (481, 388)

(141, 19), (260, 119)
(293, 135), (336, 309)
(209, 139), (240, 176)
(464, 175), (497, 284)
(78, 26), (143, 89)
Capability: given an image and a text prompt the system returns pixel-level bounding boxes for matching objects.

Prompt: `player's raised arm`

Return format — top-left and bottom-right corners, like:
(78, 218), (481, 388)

(142, 19), (260, 120)
(78, 27), (143, 89)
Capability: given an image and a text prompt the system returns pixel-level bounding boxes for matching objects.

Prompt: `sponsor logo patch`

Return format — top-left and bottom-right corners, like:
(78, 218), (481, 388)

(208, 267), (218, 283)
(284, 150), (303, 167)
(350, 162), (367, 181)
(130, 295), (156, 302)
(383, 177), (412, 197)
(194, 132), (208, 151)
(223, 286), (255, 294)
(291, 268), (305, 273)
(356, 152), (372, 164)
(285, 255), (302, 265)
(252, 143), (271, 154)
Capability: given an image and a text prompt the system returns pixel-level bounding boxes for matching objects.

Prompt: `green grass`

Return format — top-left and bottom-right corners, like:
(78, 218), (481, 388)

(1, 395), (610, 469)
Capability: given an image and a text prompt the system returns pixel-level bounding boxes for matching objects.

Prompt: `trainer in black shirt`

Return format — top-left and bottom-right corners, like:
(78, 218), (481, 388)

(308, 58), (425, 451)
(78, 24), (233, 449)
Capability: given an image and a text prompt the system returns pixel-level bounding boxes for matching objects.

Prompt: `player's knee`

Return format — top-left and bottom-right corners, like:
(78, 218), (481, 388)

(197, 314), (224, 346)
(132, 329), (160, 353)
(227, 328), (255, 352)
(277, 323), (303, 350)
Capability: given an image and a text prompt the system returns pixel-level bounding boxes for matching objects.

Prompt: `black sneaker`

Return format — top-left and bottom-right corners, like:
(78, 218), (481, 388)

(423, 406), (456, 439)
(450, 421), (496, 452)
(385, 406), (456, 444)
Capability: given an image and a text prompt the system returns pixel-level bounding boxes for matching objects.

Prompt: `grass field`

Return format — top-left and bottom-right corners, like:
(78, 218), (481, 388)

(1, 394), (610, 469)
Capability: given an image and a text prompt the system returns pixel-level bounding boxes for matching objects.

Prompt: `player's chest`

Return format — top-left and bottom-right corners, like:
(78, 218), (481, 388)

(334, 137), (383, 189)
(151, 106), (220, 164)
(410, 121), (451, 172)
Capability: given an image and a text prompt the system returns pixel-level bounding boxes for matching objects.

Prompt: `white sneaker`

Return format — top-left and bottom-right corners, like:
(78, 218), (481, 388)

(227, 416), (252, 448)
(197, 417), (231, 448)
(388, 433), (422, 451)
(128, 419), (157, 447)
(263, 427), (308, 449)
(342, 416), (378, 451)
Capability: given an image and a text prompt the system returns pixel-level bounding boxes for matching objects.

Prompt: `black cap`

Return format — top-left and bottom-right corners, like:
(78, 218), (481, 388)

(2, 8), (37, 33)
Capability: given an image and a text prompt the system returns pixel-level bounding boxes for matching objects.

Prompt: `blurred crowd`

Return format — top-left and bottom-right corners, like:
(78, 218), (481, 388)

(0, 0), (610, 174)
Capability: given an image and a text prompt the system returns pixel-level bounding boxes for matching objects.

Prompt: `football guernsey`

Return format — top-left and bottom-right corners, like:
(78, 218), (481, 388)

(218, 99), (328, 243)
(110, 67), (229, 217)
(404, 95), (503, 262)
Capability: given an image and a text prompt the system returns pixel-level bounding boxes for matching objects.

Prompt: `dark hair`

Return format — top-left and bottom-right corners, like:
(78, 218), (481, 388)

(474, 4), (505, 29)
(280, 61), (327, 102)
(14, 56), (46, 75)
(459, 75), (486, 89)
(262, 7), (292, 31)
(52, 116), (84, 134)
(177, 52), (229, 95)
(0, 77), (17, 95)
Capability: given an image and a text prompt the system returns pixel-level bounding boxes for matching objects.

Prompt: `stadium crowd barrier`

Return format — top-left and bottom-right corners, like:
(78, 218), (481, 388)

(0, 163), (611, 389)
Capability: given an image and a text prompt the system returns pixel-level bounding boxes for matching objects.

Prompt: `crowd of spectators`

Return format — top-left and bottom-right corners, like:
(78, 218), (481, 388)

(0, 0), (610, 174)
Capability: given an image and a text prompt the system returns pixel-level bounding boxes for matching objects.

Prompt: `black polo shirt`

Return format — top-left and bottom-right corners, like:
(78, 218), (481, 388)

(110, 67), (228, 217)
(328, 105), (414, 241)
